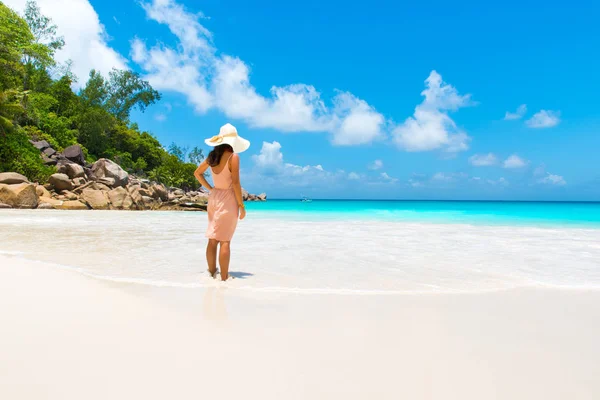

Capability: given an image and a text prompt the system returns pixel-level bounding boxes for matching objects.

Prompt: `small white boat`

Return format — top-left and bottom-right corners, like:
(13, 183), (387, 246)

(301, 196), (312, 203)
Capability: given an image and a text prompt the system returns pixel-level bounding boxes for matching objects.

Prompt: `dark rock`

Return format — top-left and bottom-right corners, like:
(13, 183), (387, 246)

(62, 144), (85, 165)
(31, 140), (51, 150)
(43, 147), (57, 157)
(48, 173), (73, 192)
(0, 172), (29, 185)
(42, 154), (57, 165)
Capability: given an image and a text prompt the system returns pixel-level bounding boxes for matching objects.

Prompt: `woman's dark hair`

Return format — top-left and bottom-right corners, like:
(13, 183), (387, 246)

(207, 144), (234, 167)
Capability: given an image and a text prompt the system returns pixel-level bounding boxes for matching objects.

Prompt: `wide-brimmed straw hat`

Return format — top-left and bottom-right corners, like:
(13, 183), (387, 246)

(205, 123), (250, 153)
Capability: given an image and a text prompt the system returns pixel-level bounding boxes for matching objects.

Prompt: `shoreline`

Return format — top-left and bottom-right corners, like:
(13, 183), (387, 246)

(1, 254), (599, 399)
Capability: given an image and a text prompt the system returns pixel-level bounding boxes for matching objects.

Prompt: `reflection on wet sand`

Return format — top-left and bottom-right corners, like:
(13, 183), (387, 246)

(202, 286), (228, 322)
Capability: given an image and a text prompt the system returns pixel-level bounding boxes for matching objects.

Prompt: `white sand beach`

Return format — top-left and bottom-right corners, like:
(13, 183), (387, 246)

(1, 210), (600, 399)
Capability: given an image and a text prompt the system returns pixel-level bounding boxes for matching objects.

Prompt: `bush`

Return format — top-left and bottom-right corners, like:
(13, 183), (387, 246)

(0, 127), (54, 183)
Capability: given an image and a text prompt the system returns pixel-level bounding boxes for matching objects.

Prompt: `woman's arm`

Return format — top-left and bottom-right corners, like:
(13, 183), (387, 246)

(229, 154), (246, 220)
(194, 160), (213, 191)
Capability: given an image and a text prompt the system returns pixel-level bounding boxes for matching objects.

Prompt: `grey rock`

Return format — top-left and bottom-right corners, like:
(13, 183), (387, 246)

(72, 177), (87, 187)
(48, 173), (73, 192)
(31, 140), (51, 150)
(97, 177), (116, 188)
(151, 184), (169, 201)
(91, 159), (129, 187)
(0, 172), (29, 185)
(257, 193), (267, 201)
(0, 202), (11, 209)
(65, 163), (85, 179)
(62, 144), (85, 165)
(42, 154), (57, 165)
(37, 203), (54, 210)
(42, 147), (57, 157)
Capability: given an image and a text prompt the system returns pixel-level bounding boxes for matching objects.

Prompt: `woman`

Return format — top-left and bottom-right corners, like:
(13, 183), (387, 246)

(194, 123), (250, 281)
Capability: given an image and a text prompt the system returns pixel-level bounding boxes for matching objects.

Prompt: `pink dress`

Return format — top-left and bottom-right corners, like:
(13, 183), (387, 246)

(206, 155), (239, 241)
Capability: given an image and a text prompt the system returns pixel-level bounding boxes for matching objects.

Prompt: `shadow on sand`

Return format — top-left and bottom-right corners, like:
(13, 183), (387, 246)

(228, 271), (254, 279)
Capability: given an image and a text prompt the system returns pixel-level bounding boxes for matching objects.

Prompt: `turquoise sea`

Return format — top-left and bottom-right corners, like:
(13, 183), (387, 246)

(245, 200), (600, 228)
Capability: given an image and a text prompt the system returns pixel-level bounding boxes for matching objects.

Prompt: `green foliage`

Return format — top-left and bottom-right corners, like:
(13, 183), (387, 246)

(0, 89), (26, 135)
(105, 69), (161, 121)
(0, 1), (200, 189)
(39, 112), (77, 150)
(188, 146), (204, 165)
(0, 3), (32, 90)
(0, 127), (54, 183)
(24, 0), (65, 55)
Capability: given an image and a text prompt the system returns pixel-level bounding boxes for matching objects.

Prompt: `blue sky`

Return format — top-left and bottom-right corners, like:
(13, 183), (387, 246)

(6, 0), (600, 200)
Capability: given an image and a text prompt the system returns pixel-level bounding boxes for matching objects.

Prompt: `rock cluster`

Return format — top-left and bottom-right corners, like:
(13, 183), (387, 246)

(0, 144), (267, 211)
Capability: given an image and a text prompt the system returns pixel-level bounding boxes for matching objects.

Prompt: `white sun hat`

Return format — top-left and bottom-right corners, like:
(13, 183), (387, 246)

(205, 123), (250, 153)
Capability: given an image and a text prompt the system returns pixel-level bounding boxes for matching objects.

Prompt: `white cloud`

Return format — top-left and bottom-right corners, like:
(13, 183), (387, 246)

(368, 159), (384, 170)
(504, 104), (527, 120)
(392, 71), (474, 153)
(330, 92), (385, 145)
(469, 153), (498, 166)
(380, 172), (398, 183)
(252, 141), (331, 181)
(348, 172), (361, 180)
(252, 141), (284, 170)
(4, 0), (128, 87)
(538, 173), (566, 186)
(154, 113), (167, 122)
(503, 154), (527, 169)
(526, 110), (560, 128)
(133, 0), (385, 145)
(487, 177), (509, 186)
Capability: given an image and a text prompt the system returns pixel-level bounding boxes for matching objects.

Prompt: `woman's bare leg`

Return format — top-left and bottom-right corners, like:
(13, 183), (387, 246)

(206, 239), (218, 277)
(219, 241), (231, 280)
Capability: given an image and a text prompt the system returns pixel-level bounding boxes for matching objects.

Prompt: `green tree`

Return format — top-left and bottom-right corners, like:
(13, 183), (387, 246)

(79, 70), (107, 107)
(24, 1), (65, 57)
(105, 69), (161, 122)
(0, 3), (33, 90)
(0, 90), (26, 135)
(188, 146), (204, 165)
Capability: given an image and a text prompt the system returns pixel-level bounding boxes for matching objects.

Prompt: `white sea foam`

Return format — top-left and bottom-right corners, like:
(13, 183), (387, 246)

(1, 209), (599, 294)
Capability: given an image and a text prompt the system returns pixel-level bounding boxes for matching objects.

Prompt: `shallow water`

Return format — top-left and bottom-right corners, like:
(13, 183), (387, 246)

(1, 209), (599, 294)
(246, 200), (600, 227)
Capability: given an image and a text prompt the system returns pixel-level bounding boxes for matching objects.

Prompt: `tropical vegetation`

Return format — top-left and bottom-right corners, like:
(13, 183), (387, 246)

(0, 1), (203, 189)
